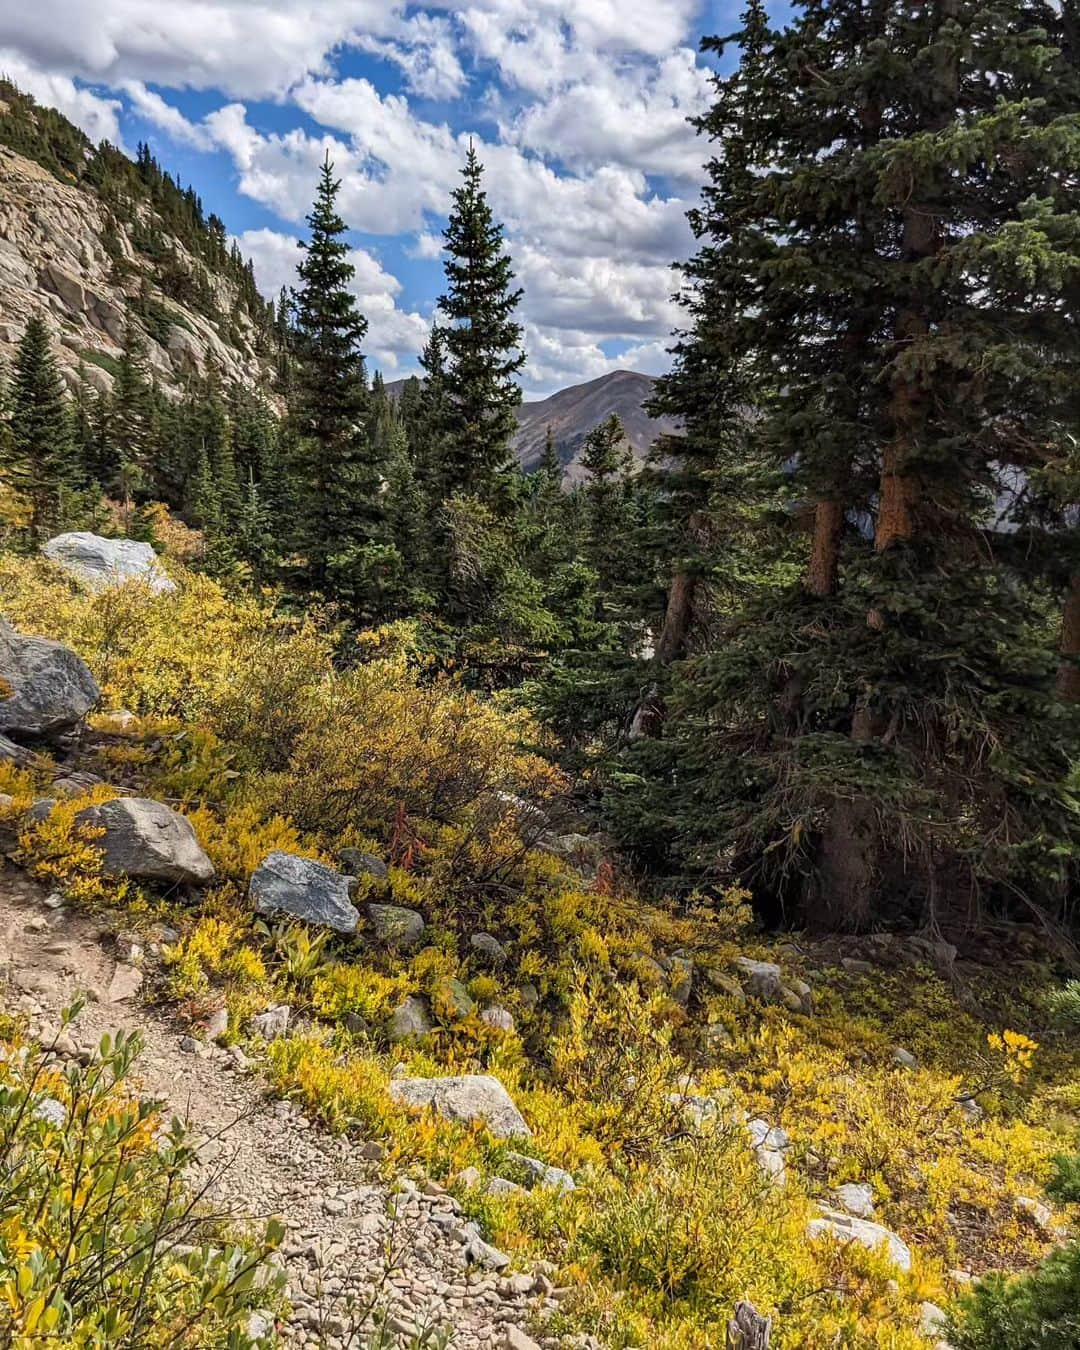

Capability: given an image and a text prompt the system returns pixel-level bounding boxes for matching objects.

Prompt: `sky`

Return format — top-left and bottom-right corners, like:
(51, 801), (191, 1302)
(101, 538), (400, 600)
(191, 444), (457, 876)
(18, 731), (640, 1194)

(0, 0), (761, 397)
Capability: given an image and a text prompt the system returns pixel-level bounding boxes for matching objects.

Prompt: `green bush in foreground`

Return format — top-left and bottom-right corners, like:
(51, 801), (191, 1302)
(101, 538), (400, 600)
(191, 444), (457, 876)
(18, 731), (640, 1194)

(0, 1004), (284, 1347)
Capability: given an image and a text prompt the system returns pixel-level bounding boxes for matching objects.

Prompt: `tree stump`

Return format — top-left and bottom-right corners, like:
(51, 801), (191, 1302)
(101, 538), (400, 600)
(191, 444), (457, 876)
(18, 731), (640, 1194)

(726, 1301), (772, 1349)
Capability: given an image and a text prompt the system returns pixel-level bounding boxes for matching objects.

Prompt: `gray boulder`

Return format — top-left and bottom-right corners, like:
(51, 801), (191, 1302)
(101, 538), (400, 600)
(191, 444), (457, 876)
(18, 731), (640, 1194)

(388, 1074), (532, 1138)
(249, 851), (358, 933)
(76, 797), (214, 886)
(43, 532), (175, 594)
(735, 957), (786, 1003)
(366, 903), (425, 950)
(807, 1208), (912, 1272)
(0, 623), (99, 738)
(386, 995), (434, 1042)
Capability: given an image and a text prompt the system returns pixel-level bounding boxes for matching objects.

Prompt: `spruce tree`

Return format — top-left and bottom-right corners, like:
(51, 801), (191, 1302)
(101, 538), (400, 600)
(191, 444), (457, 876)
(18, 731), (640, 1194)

(109, 324), (152, 522)
(605, 0), (1080, 928)
(290, 154), (389, 613)
(435, 144), (524, 506)
(8, 315), (73, 539)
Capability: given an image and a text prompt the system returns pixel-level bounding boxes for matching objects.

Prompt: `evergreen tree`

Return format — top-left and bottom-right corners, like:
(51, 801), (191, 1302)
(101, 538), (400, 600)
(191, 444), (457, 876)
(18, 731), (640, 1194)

(538, 425), (561, 481)
(604, 0), (1080, 929)
(8, 315), (73, 539)
(109, 324), (152, 522)
(290, 154), (390, 614)
(435, 144), (524, 506)
(580, 415), (635, 604)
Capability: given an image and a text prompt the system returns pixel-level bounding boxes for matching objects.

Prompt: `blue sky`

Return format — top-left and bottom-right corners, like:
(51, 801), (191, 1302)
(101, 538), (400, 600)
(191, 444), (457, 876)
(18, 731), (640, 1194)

(0, 0), (776, 395)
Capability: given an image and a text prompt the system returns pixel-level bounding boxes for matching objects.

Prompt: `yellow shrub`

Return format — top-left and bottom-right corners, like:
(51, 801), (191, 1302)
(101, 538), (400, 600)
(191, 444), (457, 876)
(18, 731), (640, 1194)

(17, 784), (131, 909)
(310, 964), (410, 1022)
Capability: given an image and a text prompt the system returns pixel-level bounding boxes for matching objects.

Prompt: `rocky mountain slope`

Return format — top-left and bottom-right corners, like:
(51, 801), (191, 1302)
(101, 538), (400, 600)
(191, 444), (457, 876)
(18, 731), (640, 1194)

(387, 369), (682, 477)
(511, 370), (680, 477)
(0, 82), (275, 396)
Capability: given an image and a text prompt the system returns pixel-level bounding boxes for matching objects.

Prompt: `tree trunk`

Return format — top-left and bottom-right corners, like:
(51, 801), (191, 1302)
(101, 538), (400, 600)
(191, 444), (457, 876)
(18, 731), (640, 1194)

(629, 517), (704, 738)
(1057, 573), (1080, 701)
(727, 1301), (772, 1349)
(806, 498), (844, 596)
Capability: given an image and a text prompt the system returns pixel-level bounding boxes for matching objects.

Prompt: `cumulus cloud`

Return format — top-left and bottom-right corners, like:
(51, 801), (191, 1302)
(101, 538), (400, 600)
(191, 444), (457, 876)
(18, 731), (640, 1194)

(237, 227), (429, 370)
(0, 0), (715, 393)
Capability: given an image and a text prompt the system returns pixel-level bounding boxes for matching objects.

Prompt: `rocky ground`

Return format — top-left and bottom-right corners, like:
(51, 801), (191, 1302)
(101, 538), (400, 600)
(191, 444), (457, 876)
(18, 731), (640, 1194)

(0, 865), (580, 1350)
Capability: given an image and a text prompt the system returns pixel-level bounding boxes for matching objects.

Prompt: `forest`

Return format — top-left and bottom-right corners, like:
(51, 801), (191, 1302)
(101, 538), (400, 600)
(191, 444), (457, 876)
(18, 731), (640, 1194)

(2, 2), (1080, 1347)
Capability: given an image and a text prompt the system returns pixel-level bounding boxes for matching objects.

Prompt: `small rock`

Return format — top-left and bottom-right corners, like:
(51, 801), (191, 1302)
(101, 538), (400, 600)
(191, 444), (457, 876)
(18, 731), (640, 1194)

(504, 1327), (542, 1350)
(832, 1181), (876, 1220)
(433, 976), (476, 1020)
(457, 1166), (482, 1188)
(481, 1006), (515, 1034)
(517, 982), (540, 1009)
(43, 891), (65, 910)
(807, 1208), (912, 1272)
(958, 1096), (984, 1122)
(892, 1046), (917, 1068)
(1017, 1195), (1054, 1232)
(919, 1303), (947, 1338)
(506, 1152), (576, 1194)
(205, 1007), (229, 1043)
(32, 1096), (66, 1127)
(249, 852), (357, 933)
(337, 846), (388, 880)
(366, 903), (426, 950)
(735, 957), (786, 1004)
(465, 1235), (511, 1270)
(704, 969), (746, 1003)
(359, 1141), (386, 1161)
(484, 1177), (525, 1197)
(106, 963), (143, 1003)
(841, 957), (874, 975)
(179, 1036), (201, 1054)
(248, 1005), (291, 1041)
(471, 932), (508, 965)
(387, 995), (434, 1042)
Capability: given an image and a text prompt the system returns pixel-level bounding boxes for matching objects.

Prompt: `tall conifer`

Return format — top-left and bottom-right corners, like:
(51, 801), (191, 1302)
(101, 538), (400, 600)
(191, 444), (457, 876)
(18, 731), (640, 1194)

(8, 315), (73, 539)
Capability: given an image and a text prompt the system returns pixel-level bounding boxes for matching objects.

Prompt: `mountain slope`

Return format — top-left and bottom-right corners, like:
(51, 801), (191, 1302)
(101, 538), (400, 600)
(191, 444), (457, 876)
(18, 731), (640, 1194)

(512, 369), (680, 477)
(0, 81), (276, 396)
(387, 369), (681, 476)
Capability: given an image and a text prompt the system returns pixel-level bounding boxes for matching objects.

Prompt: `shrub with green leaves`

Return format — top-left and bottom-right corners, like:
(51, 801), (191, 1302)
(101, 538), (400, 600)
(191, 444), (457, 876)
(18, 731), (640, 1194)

(0, 1005), (284, 1347)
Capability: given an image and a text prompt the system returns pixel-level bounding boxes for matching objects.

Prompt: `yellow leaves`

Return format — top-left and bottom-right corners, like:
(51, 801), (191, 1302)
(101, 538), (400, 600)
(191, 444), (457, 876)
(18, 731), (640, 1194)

(988, 1028), (1039, 1082)
(17, 783), (130, 909)
(310, 965), (409, 1021)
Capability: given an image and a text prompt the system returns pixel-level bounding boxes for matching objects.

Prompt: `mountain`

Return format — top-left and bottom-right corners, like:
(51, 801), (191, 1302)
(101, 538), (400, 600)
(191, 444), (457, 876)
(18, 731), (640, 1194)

(386, 369), (681, 477)
(0, 81), (276, 397)
(512, 369), (680, 478)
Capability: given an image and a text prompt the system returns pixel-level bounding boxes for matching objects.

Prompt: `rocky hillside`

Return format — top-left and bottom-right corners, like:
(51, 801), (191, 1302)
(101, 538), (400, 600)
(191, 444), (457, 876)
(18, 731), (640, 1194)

(512, 370), (681, 477)
(0, 82), (276, 396)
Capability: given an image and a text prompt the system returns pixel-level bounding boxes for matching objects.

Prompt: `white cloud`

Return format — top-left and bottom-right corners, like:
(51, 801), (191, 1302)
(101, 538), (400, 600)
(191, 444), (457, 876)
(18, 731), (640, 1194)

(237, 226), (429, 370)
(0, 0), (713, 394)
(0, 49), (124, 146)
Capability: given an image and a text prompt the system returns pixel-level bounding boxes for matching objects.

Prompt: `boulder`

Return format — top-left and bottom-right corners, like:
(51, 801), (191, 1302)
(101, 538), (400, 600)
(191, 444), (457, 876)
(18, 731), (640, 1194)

(76, 797), (214, 886)
(1017, 1194), (1054, 1232)
(249, 851), (358, 933)
(44, 532), (175, 594)
(388, 1074), (532, 1138)
(484, 1177), (525, 1197)
(386, 995), (434, 1042)
(0, 623), (99, 738)
(669, 954), (694, 1004)
(365, 903), (425, 950)
(807, 1208), (912, 1272)
(470, 932), (508, 966)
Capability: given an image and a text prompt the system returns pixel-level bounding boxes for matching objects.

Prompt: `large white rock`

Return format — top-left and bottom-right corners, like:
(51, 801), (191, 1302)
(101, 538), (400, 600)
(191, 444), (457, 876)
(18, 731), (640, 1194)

(807, 1208), (912, 1272)
(388, 1074), (532, 1138)
(43, 532), (176, 594)
(249, 850), (359, 933)
(0, 622), (99, 738)
(76, 797), (214, 886)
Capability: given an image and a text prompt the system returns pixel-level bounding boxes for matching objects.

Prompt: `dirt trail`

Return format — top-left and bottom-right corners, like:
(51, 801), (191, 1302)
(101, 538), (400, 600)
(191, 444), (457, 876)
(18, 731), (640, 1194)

(0, 865), (571, 1350)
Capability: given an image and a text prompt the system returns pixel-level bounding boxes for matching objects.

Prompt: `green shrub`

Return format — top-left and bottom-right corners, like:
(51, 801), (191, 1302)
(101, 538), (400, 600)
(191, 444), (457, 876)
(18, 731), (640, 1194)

(0, 1006), (284, 1346)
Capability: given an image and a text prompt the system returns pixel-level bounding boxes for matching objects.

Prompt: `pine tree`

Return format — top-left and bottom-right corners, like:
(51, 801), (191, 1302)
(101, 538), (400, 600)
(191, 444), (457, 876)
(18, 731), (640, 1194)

(290, 154), (390, 613)
(602, 0), (1080, 928)
(435, 144), (524, 506)
(109, 323), (152, 522)
(8, 315), (73, 539)
(538, 425), (561, 481)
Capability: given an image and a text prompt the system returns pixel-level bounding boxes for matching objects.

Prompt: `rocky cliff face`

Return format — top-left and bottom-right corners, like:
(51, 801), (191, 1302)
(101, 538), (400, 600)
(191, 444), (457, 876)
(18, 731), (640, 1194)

(0, 144), (270, 396)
